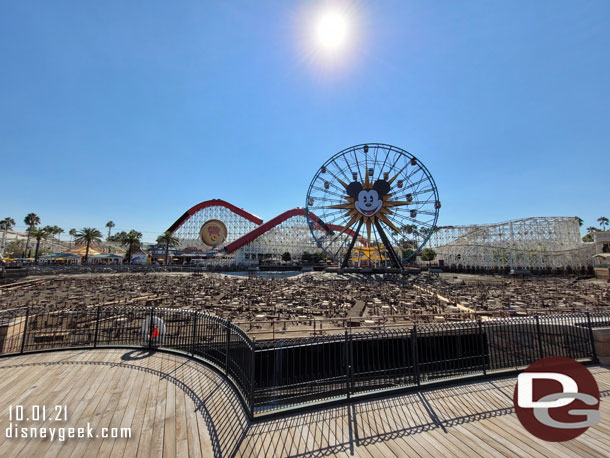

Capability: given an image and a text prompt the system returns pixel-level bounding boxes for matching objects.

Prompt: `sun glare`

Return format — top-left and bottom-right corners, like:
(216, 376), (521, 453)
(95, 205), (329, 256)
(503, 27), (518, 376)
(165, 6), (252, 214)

(315, 10), (350, 52)
(295, 2), (361, 72)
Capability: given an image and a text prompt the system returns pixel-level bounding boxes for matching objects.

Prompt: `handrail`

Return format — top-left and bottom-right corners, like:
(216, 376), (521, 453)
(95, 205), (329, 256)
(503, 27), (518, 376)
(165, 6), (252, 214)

(0, 307), (606, 419)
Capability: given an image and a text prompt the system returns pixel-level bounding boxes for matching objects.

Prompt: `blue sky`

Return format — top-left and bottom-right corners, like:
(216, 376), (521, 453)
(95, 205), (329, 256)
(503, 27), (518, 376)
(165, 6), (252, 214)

(1, 1), (608, 241)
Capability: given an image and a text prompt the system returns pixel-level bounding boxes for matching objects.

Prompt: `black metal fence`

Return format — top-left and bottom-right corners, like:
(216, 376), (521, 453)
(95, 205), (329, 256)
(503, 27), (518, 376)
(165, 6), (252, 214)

(0, 307), (605, 418)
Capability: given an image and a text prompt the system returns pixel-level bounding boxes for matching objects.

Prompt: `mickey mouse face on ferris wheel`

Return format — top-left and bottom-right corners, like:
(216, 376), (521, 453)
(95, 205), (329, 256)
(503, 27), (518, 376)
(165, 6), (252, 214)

(346, 180), (391, 217)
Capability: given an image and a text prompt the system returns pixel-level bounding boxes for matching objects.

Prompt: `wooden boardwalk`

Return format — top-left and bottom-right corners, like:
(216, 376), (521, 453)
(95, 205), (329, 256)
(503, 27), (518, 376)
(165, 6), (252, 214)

(0, 349), (247, 458)
(0, 349), (609, 457)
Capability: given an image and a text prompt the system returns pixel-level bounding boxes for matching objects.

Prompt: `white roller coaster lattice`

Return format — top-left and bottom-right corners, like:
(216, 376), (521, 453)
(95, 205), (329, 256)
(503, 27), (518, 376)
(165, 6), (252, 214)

(427, 217), (594, 270)
(232, 212), (338, 265)
(168, 200), (261, 252)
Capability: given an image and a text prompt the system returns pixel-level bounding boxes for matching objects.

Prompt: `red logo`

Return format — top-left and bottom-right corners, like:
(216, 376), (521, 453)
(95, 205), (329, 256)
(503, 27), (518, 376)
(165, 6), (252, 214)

(513, 356), (600, 442)
(207, 226), (221, 236)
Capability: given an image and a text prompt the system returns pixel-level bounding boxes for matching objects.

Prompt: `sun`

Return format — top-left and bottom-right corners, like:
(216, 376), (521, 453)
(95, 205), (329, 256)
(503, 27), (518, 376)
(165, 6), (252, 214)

(295, 2), (362, 71)
(315, 10), (350, 52)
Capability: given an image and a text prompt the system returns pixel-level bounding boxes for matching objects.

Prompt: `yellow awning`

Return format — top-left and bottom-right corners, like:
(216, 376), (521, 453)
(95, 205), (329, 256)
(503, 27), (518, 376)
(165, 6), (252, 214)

(66, 244), (104, 256)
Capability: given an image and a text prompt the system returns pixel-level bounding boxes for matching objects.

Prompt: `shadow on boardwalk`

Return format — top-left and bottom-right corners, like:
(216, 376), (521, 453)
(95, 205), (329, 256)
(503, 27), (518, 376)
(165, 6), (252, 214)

(1, 351), (609, 458)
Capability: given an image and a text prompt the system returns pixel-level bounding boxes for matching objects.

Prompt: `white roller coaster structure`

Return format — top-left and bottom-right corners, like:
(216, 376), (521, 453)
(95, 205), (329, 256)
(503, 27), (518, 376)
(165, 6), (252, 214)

(167, 201), (350, 267)
(427, 216), (594, 271)
(168, 202), (595, 271)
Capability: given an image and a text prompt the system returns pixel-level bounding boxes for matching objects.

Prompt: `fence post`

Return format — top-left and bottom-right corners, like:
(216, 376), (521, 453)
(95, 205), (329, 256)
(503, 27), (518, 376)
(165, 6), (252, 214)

(349, 332), (355, 396)
(586, 312), (598, 363)
(249, 339), (256, 419)
(20, 309), (30, 354)
(411, 324), (420, 386)
(148, 307), (155, 350)
(344, 330), (351, 400)
(225, 323), (231, 376)
(191, 313), (198, 356)
(93, 306), (101, 348)
(535, 315), (544, 359)
(477, 319), (487, 376)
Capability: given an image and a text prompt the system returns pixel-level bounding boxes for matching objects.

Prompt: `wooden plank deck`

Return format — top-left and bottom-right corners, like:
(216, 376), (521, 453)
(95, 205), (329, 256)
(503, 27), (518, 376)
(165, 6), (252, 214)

(0, 350), (234, 458)
(238, 366), (610, 458)
(0, 349), (609, 457)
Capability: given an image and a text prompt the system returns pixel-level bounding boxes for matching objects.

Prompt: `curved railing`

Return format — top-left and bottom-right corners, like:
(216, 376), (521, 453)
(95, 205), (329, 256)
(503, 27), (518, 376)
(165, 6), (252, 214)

(0, 306), (255, 416)
(0, 307), (606, 418)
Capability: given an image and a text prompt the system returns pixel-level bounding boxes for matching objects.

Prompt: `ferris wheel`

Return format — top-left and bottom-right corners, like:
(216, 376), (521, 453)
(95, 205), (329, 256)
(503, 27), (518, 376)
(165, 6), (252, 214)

(305, 143), (440, 269)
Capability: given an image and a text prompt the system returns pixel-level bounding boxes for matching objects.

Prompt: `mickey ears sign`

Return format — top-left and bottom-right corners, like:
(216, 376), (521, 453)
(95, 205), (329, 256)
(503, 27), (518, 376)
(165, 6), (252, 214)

(200, 219), (228, 247)
(346, 180), (391, 217)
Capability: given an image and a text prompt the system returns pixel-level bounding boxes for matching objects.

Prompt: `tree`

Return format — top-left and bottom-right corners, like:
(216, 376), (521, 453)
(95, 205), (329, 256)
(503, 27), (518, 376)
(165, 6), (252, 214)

(419, 227), (432, 239)
(24, 213), (40, 257)
(31, 228), (51, 263)
(73, 228), (103, 263)
(41, 225), (55, 252)
(119, 230), (143, 264)
(69, 228), (77, 247)
(301, 251), (312, 263)
(598, 217), (609, 231)
(106, 221), (115, 240)
(281, 251), (292, 262)
(4, 240), (24, 257)
(107, 231), (126, 243)
(53, 225), (64, 239)
(398, 225), (419, 256)
(420, 248), (437, 262)
(54, 226), (64, 252)
(401, 224), (419, 237)
(0, 217), (16, 256)
(0, 217), (15, 231)
(399, 224), (420, 244)
(156, 231), (179, 265)
(402, 248), (415, 260)
(40, 225), (63, 253)
(583, 226), (599, 242)
(576, 217), (583, 227)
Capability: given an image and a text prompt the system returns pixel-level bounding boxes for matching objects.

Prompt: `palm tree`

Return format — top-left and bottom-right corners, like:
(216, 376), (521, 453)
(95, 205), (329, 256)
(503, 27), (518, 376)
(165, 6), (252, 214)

(583, 226), (599, 242)
(419, 226), (436, 241)
(598, 217), (609, 231)
(120, 230), (143, 264)
(42, 225), (56, 253)
(42, 225), (63, 252)
(24, 213), (40, 257)
(68, 228), (77, 247)
(73, 228), (103, 263)
(401, 224), (419, 237)
(53, 226), (64, 251)
(576, 217), (583, 227)
(31, 228), (51, 263)
(1, 217), (16, 256)
(0, 217), (15, 231)
(156, 231), (179, 265)
(105, 221), (115, 240)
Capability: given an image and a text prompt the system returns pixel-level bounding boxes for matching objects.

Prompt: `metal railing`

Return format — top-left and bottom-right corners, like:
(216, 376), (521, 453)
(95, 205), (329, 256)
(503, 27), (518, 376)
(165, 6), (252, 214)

(0, 307), (605, 418)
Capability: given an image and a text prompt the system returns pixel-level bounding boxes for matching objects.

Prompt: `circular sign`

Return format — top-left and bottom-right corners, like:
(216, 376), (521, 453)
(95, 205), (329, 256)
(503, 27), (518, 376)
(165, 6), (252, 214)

(200, 220), (228, 247)
(513, 356), (600, 442)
